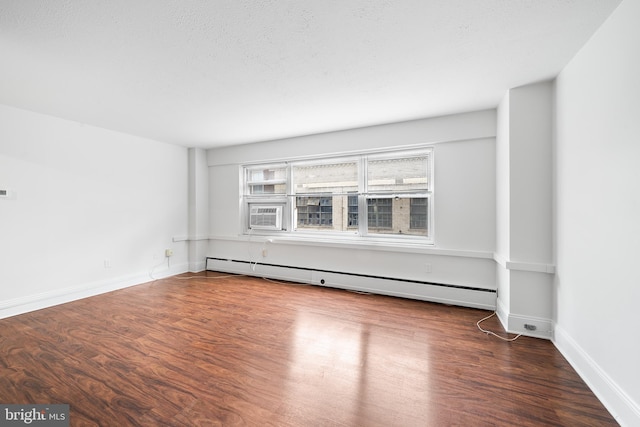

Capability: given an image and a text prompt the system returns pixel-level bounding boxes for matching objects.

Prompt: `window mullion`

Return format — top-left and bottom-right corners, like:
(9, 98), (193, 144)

(358, 156), (367, 236)
(286, 163), (293, 231)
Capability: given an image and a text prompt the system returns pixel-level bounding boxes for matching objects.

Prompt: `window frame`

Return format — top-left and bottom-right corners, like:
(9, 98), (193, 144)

(242, 148), (434, 243)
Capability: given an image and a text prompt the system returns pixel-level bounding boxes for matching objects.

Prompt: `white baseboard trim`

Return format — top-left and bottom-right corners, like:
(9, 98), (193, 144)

(189, 260), (207, 273)
(0, 262), (189, 320)
(495, 298), (553, 340)
(496, 297), (509, 329)
(554, 325), (640, 427)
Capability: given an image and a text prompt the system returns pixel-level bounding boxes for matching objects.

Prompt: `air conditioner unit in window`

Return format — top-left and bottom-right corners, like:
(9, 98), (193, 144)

(249, 205), (283, 230)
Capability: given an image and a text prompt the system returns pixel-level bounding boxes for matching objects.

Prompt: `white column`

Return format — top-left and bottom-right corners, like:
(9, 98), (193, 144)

(495, 81), (555, 338)
(188, 147), (209, 272)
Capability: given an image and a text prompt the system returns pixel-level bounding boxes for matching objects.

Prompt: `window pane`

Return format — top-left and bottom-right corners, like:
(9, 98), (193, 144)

(410, 197), (428, 231)
(348, 194), (359, 227)
(248, 167), (286, 182)
(247, 166), (287, 195)
(366, 197), (428, 236)
(296, 196), (333, 228)
(294, 195), (360, 233)
(367, 155), (429, 193)
(367, 198), (392, 229)
(293, 162), (358, 195)
(249, 183), (287, 194)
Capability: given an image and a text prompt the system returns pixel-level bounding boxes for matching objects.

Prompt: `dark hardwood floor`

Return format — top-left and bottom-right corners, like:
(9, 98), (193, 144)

(0, 272), (617, 426)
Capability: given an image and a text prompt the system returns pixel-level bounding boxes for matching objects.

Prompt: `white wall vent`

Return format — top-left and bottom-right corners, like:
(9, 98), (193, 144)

(249, 205), (283, 230)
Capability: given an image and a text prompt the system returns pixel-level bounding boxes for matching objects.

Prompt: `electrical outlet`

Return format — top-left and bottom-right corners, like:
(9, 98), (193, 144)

(425, 263), (432, 273)
(524, 324), (537, 331)
(104, 259), (111, 268)
(262, 249), (268, 257)
(165, 249), (173, 257)
(0, 189), (16, 200)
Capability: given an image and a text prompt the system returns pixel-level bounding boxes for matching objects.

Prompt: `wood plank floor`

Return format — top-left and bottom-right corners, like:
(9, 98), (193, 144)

(0, 272), (617, 426)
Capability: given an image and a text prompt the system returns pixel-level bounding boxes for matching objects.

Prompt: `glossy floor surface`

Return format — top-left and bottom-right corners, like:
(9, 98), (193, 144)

(0, 272), (617, 426)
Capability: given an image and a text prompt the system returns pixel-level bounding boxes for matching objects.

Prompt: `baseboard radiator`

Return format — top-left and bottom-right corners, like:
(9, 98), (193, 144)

(206, 257), (496, 310)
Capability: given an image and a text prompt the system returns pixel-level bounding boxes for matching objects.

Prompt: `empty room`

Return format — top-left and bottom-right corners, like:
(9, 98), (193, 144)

(1, 0), (638, 426)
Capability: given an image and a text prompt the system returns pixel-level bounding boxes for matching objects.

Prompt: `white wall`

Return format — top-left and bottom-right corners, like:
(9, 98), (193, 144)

(554, 0), (640, 424)
(0, 105), (189, 318)
(207, 110), (498, 308)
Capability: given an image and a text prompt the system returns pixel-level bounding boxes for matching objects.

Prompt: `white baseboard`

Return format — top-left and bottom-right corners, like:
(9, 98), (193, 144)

(496, 298), (553, 340)
(496, 297), (509, 329)
(189, 260), (207, 273)
(554, 325), (640, 427)
(0, 262), (189, 320)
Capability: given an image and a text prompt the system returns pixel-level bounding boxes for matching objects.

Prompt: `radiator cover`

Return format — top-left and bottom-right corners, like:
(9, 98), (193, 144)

(206, 257), (496, 310)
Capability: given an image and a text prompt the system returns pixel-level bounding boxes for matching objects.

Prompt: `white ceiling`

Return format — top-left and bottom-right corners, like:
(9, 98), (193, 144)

(0, 0), (621, 149)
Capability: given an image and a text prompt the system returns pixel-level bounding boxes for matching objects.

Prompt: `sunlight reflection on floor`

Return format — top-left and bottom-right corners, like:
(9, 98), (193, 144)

(283, 310), (433, 425)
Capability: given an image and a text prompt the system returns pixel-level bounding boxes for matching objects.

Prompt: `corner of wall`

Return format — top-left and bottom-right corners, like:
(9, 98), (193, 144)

(554, 324), (640, 426)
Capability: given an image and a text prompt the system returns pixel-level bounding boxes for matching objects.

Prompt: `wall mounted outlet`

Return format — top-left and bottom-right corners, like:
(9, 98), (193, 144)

(425, 263), (432, 273)
(524, 324), (537, 331)
(165, 249), (173, 257)
(0, 189), (16, 200)
(104, 259), (112, 268)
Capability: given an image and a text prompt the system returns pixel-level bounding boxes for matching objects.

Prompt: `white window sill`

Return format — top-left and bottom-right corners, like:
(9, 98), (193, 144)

(208, 234), (494, 259)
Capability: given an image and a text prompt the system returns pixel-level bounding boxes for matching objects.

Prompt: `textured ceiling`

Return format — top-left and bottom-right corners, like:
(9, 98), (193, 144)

(0, 0), (622, 148)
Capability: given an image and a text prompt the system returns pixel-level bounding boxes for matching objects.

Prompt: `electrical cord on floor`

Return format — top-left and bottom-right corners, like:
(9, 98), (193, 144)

(346, 289), (373, 295)
(175, 273), (246, 280)
(149, 257), (170, 280)
(261, 277), (298, 285)
(476, 312), (522, 342)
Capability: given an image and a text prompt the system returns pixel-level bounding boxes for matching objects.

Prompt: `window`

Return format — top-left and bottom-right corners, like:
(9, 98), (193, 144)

(244, 164), (288, 231)
(243, 148), (433, 241)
